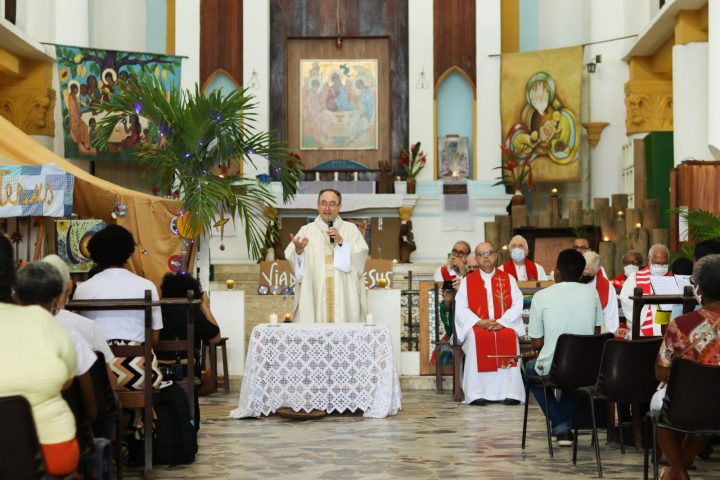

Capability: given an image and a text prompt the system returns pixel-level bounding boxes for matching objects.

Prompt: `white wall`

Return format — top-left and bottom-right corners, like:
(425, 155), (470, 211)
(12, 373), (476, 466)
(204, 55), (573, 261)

(709, 0), (720, 159)
(408, 0), (434, 182)
(91, 0), (146, 52)
(673, 42), (712, 164)
(475, 0), (501, 182)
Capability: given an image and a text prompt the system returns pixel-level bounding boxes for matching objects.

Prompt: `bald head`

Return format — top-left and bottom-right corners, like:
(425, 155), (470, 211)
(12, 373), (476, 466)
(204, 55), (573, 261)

(474, 242), (498, 274)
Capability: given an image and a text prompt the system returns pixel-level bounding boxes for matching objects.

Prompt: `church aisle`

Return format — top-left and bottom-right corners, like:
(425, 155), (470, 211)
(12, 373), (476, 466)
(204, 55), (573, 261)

(129, 391), (720, 479)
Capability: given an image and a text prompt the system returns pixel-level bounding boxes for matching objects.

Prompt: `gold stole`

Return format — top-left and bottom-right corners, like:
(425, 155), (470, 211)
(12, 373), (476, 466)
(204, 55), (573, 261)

(324, 240), (334, 323)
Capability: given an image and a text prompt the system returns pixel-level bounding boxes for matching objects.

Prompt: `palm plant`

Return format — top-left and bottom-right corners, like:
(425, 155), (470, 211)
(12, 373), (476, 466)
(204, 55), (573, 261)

(671, 208), (720, 261)
(91, 75), (302, 260)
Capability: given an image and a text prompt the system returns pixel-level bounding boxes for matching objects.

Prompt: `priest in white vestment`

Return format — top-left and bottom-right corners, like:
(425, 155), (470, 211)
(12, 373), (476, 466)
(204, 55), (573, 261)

(285, 189), (369, 323)
(454, 241), (526, 405)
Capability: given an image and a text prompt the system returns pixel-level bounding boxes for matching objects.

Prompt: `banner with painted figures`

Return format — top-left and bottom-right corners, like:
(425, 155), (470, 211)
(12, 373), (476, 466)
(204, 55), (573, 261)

(0, 165), (74, 218)
(55, 45), (182, 162)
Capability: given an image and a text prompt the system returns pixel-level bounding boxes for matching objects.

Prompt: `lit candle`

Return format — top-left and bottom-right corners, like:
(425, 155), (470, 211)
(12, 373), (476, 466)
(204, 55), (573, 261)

(501, 245), (508, 250)
(284, 312), (292, 322)
(551, 187), (558, 197)
(392, 258), (398, 264)
(603, 236), (610, 242)
(353, 171), (359, 181)
(334, 171), (339, 181)
(635, 223), (642, 229)
(315, 171), (320, 181)
(226, 278), (235, 289)
(617, 210), (624, 218)
(269, 313), (278, 324)
(365, 313), (375, 325)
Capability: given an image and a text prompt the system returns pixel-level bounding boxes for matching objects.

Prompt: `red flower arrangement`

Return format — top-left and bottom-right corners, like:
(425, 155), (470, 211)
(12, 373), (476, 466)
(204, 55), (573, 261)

(399, 141), (427, 180)
(494, 144), (535, 192)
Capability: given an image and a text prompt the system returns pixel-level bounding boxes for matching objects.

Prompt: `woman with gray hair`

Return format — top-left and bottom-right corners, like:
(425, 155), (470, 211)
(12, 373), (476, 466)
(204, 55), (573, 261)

(653, 254), (720, 479)
(580, 251), (619, 334)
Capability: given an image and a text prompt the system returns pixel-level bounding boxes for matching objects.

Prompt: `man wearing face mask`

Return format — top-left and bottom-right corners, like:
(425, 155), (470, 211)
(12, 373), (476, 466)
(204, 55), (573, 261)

(580, 251), (619, 334)
(285, 189), (369, 323)
(500, 235), (548, 281)
(611, 251), (643, 292)
(619, 243), (671, 337)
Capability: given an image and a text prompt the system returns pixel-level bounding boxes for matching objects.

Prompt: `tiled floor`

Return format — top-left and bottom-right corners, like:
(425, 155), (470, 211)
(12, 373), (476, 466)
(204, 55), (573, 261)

(128, 390), (720, 479)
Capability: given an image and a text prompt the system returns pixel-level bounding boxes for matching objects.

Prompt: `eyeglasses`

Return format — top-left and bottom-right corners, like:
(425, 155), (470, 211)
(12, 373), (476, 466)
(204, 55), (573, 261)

(476, 249), (497, 258)
(466, 265), (478, 272)
(319, 201), (339, 208)
(574, 245), (590, 251)
(451, 249), (470, 257)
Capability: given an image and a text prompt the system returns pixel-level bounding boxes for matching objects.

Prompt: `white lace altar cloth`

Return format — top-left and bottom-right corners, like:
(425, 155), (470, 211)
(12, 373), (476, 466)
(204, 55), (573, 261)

(230, 324), (402, 419)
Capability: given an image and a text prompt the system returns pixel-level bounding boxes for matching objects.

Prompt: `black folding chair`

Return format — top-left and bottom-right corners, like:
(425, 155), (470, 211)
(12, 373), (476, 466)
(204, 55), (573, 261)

(574, 337), (662, 477)
(0, 395), (48, 479)
(522, 332), (614, 457)
(644, 358), (720, 480)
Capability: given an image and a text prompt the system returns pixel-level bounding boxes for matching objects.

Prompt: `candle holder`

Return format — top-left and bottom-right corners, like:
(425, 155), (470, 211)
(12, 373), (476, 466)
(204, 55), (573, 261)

(226, 278), (235, 290)
(551, 187), (559, 197)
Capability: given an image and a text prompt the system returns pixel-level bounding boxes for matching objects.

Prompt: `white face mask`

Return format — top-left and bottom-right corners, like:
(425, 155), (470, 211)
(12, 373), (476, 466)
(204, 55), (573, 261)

(510, 248), (526, 263)
(623, 264), (640, 277)
(649, 263), (668, 276)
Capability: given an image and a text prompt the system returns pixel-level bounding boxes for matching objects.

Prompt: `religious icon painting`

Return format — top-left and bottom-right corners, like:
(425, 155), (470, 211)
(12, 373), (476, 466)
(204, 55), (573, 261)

(299, 59), (378, 150)
(55, 219), (106, 272)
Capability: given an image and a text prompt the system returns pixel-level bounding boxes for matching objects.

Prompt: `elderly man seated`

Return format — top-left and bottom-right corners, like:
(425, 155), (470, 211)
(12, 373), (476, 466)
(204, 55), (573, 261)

(619, 243), (671, 337)
(434, 240), (471, 290)
(581, 251), (619, 334)
(652, 254), (720, 480)
(455, 241), (525, 406)
(500, 235), (548, 281)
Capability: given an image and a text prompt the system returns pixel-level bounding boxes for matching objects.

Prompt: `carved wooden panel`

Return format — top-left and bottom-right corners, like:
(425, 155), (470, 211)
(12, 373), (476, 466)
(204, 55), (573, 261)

(270, 0), (408, 169)
(433, 0), (476, 86)
(200, 0), (243, 87)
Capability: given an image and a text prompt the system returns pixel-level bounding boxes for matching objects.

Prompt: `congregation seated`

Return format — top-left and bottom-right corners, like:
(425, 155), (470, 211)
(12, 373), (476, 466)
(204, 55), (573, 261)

(525, 249), (603, 446)
(73, 224), (164, 391)
(0, 235), (80, 476)
(500, 234), (548, 281)
(619, 243), (671, 337)
(651, 254), (720, 480)
(158, 272), (221, 378)
(580, 251), (619, 335)
(14, 262), (98, 380)
(611, 250), (643, 292)
(434, 240), (470, 291)
(454, 241), (525, 406)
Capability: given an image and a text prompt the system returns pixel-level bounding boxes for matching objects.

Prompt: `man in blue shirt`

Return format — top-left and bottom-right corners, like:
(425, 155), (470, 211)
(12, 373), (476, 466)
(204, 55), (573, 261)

(525, 249), (603, 446)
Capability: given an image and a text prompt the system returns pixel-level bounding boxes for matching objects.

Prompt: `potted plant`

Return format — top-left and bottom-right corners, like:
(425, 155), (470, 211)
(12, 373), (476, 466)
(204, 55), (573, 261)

(494, 144), (535, 205)
(398, 141), (426, 194)
(92, 74), (302, 260)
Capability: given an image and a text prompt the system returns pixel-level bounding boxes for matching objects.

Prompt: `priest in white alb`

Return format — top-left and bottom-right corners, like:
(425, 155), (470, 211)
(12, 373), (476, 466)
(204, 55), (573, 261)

(285, 189), (369, 323)
(455, 241), (526, 405)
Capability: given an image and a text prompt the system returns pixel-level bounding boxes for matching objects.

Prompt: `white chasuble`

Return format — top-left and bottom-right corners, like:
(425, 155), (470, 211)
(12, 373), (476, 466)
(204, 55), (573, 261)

(285, 215), (369, 323)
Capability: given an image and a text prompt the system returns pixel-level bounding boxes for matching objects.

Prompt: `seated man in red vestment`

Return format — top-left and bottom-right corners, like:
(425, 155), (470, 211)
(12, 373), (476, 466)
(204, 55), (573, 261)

(611, 250), (643, 292)
(454, 242), (525, 406)
(500, 235), (549, 281)
(434, 240), (470, 289)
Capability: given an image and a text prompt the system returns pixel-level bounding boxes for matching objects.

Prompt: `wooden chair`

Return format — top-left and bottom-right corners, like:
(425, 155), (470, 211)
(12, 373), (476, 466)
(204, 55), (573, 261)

(0, 395), (47, 479)
(201, 337), (231, 394)
(68, 289), (199, 479)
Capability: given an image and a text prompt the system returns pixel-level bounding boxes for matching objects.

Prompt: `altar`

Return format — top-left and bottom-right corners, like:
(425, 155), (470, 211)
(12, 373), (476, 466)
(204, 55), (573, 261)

(230, 323), (402, 419)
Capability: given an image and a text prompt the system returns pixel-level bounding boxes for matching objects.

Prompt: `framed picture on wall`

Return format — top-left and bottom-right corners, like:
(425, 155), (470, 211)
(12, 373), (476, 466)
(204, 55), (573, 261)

(438, 135), (470, 179)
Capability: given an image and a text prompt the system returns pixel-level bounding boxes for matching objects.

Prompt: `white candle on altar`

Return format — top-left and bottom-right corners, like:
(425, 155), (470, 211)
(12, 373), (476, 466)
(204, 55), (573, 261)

(269, 313), (278, 324)
(334, 171), (339, 181)
(365, 313), (375, 325)
(315, 172), (320, 181)
(353, 171), (359, 181)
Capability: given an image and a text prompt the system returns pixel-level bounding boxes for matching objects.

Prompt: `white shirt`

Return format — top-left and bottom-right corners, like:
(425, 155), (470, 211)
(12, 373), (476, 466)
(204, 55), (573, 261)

(67, 328), (98, 376)
(586, 276), (619, 333)
(56, 309), (115, 364)
(73, 268), (163, 343)
(434, 266), (459, 282)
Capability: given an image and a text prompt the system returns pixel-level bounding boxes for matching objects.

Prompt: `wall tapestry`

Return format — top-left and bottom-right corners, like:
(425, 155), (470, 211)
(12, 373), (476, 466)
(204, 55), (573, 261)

(55, 45), (182, 162)
(299, 59), (378, 150)
(500, 46), (582, 182)
(55, 219), (107, 272)
(0, 165), (74, 218)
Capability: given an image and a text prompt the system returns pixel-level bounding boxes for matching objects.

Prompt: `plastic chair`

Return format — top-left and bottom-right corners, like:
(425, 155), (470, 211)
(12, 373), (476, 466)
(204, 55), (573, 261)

(574, 337), (663, 477)
(643, 358), (720, 480)
(0, 395), (47, 479)
(522, 332), (614, 457)
(88, 353), (122, 480)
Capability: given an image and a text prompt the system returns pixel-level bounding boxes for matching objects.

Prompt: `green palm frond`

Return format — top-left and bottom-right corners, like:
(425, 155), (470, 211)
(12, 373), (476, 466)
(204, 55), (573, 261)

(670, 208), (720, 243)
(91, 74), (302, 260)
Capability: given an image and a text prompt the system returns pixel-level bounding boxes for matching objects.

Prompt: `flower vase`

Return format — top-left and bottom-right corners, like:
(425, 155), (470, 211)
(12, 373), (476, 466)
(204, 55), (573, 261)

(511, 189), (525, 206)
(407, 178), (417, 194)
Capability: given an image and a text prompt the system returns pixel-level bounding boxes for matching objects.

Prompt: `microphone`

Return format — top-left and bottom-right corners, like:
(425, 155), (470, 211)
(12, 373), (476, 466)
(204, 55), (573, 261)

(327, 218), (334, 244)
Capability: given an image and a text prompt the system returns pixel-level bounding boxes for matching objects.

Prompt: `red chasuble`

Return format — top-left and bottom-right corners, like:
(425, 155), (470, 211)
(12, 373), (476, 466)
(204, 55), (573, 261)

(466, 269), (518, 372)
(502, 259), (539, 281)
(595, 269), (610, 309)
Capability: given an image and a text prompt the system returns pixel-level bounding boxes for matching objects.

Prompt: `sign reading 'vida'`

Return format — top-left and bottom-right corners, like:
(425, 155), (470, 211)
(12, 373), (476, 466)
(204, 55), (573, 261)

(259, 260), (394, 291)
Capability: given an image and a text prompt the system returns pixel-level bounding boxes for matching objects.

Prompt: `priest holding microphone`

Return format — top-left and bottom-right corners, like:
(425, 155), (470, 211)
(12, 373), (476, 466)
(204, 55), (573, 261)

(285, 189), (369, 323)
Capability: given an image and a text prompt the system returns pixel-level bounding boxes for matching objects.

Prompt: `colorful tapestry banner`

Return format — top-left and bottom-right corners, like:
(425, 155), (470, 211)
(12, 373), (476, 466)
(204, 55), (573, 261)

(500, 46), (583, 182)
(55, 45), (182, 162)
(0, 164), (74, 217)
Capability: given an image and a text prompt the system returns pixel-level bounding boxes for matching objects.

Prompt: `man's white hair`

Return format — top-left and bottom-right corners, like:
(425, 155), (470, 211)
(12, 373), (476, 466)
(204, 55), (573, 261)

(509, 235), (528, 251)
(648, 243), (670, 260)
(41, 254), (71, 294)
(582, 251), (601, 276)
